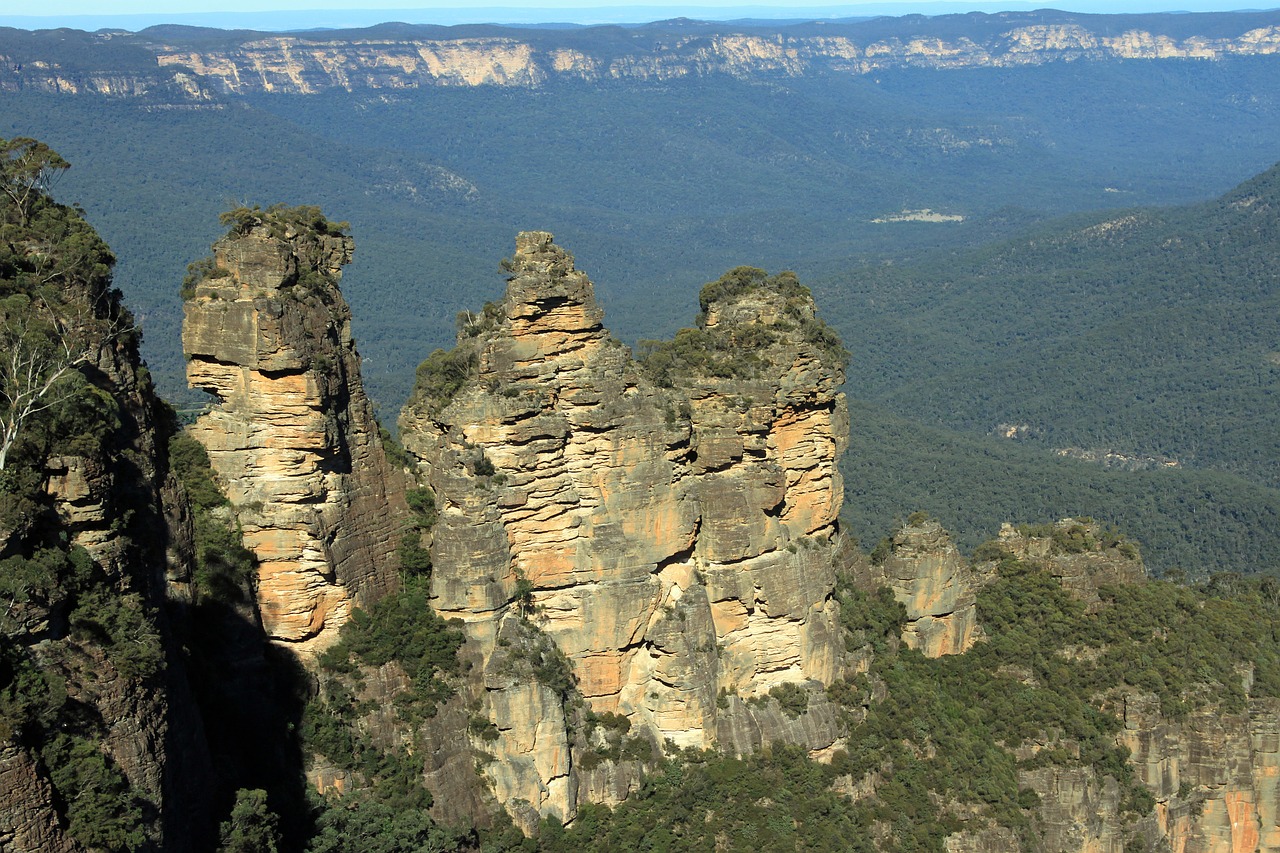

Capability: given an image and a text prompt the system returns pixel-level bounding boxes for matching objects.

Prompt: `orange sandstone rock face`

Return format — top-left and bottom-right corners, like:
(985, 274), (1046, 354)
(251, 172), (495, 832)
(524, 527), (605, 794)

(399, 232), (850, 825)
(1120, 693), (1280, 853)
(874, 518), (986, 657)
(183, 216), (405, 655)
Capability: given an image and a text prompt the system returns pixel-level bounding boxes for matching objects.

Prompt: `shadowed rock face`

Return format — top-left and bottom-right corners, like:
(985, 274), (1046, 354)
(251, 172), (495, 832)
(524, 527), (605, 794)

(399, 231), (850, 825)
(0, 199), (214, 848)
(183, 217), (406, 655)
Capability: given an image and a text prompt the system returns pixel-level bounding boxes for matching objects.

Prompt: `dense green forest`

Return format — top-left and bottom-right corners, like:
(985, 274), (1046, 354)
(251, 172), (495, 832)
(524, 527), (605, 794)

(838, 399), (1280, 577)
(821, 162), (1280, 491)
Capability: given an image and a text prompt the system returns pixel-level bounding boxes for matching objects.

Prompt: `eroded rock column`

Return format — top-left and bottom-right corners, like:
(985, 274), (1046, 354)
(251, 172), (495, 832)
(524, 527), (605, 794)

(400, 233), (852, 824)
(183, 211), (405, 655)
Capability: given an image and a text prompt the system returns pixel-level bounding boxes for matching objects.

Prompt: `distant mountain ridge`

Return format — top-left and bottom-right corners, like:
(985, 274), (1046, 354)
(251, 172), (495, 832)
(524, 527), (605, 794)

(3, 9), (1280, 96)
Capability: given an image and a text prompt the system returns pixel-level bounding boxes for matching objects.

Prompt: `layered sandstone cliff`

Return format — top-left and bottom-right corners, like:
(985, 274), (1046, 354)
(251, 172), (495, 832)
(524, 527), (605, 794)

(1119, 692), (1280, 853)
(398, 232), (849, 826)
(870, 517), (987, 657)
(970, 521), (1280, 853)
(4, 12), (1280, 97)
(1002, 691), (1280, 853)
(146, 22), (1280, 95)
(182, 207), (406, 654)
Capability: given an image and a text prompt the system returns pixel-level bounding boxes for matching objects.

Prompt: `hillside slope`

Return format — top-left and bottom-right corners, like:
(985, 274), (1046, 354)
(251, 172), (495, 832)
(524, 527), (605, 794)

(823, 161), (1280, 493)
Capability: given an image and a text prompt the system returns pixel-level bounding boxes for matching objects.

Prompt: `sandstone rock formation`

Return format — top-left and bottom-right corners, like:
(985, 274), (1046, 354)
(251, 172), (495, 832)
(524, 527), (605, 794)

(994, 692), (1280, 853)
(5, 14), (1280, 97)
(992, 518), (1145, 608)
(7, 15), (1280, 96)
(870, 517), (986, 657)
(1119, 693), (1280, 853)
(399, 232), (850, 825)
(183, 207), (406, 654)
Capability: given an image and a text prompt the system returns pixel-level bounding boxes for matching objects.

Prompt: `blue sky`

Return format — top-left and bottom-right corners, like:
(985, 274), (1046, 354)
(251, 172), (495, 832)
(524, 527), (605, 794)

(1, 0), (1274, 31)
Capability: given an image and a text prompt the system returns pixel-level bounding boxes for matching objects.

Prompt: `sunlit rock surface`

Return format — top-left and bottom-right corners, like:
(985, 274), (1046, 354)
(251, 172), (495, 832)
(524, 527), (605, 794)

(183, 215), (406, 655)
(400, 231), (850, 822)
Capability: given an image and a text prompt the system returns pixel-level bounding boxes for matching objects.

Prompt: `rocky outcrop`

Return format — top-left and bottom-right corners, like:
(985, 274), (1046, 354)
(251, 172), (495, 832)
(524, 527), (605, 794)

(4, 12), (1280, 97)
(871, 517), (986, 657)
(399, 232), (849, 824)
(864, 516), (1142, 662)
(1018, 763), (1135, 853)
(1119, 693), (1280, 853)
(992, 518), (1145, 608)
(0, 745), (79, 853)
(998, 694), (1280, 853)
(183, 208), (406, 655)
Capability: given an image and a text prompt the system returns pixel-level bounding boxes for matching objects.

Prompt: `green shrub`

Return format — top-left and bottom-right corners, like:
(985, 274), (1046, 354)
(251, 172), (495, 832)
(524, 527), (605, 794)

(972, 540), (1011, 563)
(405, 487), (436, 523)
(317, 576), (464, 718)
(638, 266), (847, 387)
(41, 734), (148, 852)
(468, 714), (500, 742)
(218, 788), (281, 853)
(218, 203), (348, 239)
(768, 682), (811, 719)
(180, 255), (229, 299)
(412, 347), (476, 411)
(70, 589), (163, 681)
(397, 529), (431, 579)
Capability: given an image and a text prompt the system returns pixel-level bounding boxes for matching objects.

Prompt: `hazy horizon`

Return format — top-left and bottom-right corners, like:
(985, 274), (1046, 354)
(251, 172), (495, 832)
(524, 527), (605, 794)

(3, 1), (1277, 33)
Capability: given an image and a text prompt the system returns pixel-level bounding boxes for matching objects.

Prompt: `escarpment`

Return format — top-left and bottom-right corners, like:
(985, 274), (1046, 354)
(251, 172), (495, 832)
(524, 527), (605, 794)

(182, 206), (406, 654)
(0, 147), (212, 850)
(1119, 693), (1280, 853)
(6, 13), (1280, 97)
(869, 516), (987, 657)
(398, 232), (851, 824)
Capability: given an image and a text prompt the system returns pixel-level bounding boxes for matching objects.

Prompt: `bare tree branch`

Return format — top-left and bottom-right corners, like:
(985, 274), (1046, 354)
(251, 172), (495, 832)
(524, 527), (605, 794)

(0, 298), (113, 471)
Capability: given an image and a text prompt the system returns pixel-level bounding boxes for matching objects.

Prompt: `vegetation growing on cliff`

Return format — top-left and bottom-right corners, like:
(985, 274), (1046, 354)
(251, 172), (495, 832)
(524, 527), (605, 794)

(218, 203), (350, 240)
(410, 346), (478, 413)
(0, 137), (173, 851)
(169, 428), (257, 604)
(638, 266), (848, 387)
(300, 575), (465, 834)
(527, 545), (1280, 852)
(7, 125), (1280, 851)
(180, 203), (351, 301)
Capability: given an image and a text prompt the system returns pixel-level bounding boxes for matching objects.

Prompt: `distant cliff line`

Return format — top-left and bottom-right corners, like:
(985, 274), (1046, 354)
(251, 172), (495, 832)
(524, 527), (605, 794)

(2, 10), (1280, 96)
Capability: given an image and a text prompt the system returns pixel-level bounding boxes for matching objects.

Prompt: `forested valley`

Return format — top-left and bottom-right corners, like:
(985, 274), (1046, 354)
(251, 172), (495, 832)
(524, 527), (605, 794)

(4, 11), (1280, 850)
